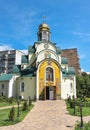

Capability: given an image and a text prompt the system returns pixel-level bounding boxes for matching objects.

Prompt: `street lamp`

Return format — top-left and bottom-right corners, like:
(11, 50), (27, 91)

(73, 97), (76, 115)
(17, 99), (20, 117)
(80, 103), (83, 128)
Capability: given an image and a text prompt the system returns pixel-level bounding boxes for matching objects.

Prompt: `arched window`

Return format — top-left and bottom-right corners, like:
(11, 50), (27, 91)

(46, 67), (54, 81)
(20, 82), (25, 92)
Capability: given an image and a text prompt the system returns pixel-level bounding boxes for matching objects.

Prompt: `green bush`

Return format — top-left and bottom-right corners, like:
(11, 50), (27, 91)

(8, 97), (16, 104)
(8, 107), (15, 121)
(22, 101), (28, 111)
(75, 121), (90, 130)
(70, 101), (75, 108)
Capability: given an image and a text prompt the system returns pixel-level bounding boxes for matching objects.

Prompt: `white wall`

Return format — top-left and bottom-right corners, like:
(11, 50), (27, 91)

(15, 50), (24, 65)
(0, 81), (9, 97)
(36, 43), (56, 53)
(16, 76), (36, 100)
(61, 76), (76, 99)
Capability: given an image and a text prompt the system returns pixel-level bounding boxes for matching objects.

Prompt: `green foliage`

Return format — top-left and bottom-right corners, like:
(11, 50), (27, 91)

(75, 121), (90, 130)
(8, 97), (16, 104)
(8, 107), (15, 121)
(0, 104), (34, 126)
(76, 73), (90, 98)
(22, 101), (28, 111)
(66, 99), (90, 116)
(0, 96), (16, 106)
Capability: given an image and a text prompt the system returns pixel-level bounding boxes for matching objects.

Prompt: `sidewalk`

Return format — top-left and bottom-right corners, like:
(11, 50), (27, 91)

(0, 100), (90, 130)
(0, 104), (22, 110)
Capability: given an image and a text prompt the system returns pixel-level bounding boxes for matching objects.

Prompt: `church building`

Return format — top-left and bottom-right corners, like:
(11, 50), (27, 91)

(0, 23), (76, 100)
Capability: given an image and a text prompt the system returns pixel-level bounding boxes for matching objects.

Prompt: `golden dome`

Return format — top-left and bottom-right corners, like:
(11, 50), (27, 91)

(38, 23), (50, 31)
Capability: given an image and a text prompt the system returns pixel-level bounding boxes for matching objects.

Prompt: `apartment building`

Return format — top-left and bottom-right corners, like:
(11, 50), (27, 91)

(0, 50), (24, 74)
(61, 48), (81, 75)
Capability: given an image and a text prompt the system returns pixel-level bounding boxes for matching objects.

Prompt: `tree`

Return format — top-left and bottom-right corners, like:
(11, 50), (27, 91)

(76, 73), (90, 98)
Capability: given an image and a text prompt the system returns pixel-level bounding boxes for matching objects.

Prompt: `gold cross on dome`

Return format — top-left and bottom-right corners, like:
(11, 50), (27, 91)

(42, 16), (46, 23)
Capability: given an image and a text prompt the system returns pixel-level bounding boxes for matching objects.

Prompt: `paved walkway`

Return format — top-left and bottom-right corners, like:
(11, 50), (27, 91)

(0, 100), (90, 130)
(0, 104), (22, 110)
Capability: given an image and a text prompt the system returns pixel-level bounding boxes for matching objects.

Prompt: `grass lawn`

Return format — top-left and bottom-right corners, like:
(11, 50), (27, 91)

(74, 122), (90, 130)
(66, 101), (90, 116)
(67, 106), (90, 116)
(0, 104), (34, 126)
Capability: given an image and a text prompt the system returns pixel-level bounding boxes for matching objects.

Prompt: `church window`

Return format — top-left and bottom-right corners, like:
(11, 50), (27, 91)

(20, 82), (25, 92)
(70, 83), (73, 92)
(46, 67), (54, 81)
(2, 84), (4, 89)
(38, 33), (42, 41)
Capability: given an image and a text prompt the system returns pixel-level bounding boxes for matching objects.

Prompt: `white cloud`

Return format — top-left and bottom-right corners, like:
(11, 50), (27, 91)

(73, 32), (90, 37)
(79, 54), (86, 59)
(20, 50), (28, 54)
(0, 44), (13, 51)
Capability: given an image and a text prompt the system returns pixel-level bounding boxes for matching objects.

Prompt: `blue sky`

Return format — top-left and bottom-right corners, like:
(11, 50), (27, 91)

(0, 0), (90, 72)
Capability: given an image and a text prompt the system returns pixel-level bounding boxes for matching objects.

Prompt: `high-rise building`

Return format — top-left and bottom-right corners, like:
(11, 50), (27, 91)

(61, 48), (81, 75)
(0, 50), (24, 74)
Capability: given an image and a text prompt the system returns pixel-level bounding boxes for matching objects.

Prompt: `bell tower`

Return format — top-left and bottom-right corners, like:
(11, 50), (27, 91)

(37, 23), (50, 42)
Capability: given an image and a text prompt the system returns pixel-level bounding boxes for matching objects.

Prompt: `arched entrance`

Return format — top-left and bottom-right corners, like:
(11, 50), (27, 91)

(38, 60), (61, 100)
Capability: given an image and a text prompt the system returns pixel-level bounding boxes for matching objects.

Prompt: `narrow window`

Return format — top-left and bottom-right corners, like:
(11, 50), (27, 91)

(2, 84), (4, 89)
(70, 83), (73, 92)
(20, 82), (25, 92)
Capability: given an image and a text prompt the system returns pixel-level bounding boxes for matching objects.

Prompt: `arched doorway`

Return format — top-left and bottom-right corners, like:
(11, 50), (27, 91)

(46, 67), (55, 100)
(38, 60), (61, 100)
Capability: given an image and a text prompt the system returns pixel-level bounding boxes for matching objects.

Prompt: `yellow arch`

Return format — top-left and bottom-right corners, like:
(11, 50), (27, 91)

(38, 60), (61, 99)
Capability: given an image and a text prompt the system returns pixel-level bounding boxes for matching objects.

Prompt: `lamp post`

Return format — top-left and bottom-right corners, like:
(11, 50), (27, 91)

(73, 97), (76, 115)
(17, 99), (20, 117)
(80, 103), (83, 128)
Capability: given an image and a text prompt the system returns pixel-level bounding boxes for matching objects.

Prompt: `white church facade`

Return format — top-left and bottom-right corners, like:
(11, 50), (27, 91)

(0, 23), (76, 100)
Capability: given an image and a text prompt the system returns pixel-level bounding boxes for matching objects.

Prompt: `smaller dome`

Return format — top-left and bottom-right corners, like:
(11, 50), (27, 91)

(38, 23), (50, 31)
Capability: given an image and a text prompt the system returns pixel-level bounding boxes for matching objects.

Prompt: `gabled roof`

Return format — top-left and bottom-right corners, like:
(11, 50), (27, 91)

(21, 66), (36, 76)
(0, 74), (13, 81)
(12, 65), (21, 74)
(21, 55), (28, 64)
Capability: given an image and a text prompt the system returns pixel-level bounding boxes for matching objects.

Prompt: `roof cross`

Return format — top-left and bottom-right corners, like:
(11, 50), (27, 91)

(42, 16), (46, 23)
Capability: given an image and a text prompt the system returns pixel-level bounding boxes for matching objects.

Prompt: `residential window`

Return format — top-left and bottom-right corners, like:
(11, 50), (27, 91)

(20, 82), (25, 92)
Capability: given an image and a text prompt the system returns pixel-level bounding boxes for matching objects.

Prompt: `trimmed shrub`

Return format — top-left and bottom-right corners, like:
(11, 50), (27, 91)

(8, 107), (15, 121)
(22, 101), (28, 111)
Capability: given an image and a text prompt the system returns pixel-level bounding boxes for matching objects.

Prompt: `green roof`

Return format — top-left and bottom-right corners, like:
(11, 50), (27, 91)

(62, 67), (75, 78)
(61, 57), (68, 64)
(56, 47), (61, 54)
(0, 74), (13, 81)
(28, 46), (35, 54)
(21, 55), (28, 64)
(21, 74), (34, 77)
(62, 68), (68, 73)
(12, 65), (21, 74)
(68, 67), (75, 74)
(21, 66), (36, 76)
